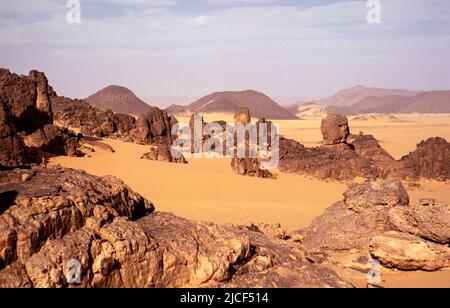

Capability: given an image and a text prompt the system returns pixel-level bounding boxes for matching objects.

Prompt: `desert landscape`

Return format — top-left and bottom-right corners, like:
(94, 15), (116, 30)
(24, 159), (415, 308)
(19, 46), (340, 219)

(1, 0), (450, 291)
(0, 68), (449, 289)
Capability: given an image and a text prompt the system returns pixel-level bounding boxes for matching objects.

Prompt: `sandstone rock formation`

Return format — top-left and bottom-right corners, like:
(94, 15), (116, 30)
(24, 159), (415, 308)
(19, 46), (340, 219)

(0, 69), (82, 166)
(389, 199), (450, 244)
(0, 99), (27, 168)
(231, 158), (274, 179)
(0, 166), (349, 288)
(52, 97), (178, 147)
(280, 114), (447, 181)
(279, 137), (382, 181)
(369, 232), (450, 271)
(321, 114), (349, 145)
(344, 178), (409, 213)
(401, 137), (450, 180)
(141, 144), (187, 164)
(23, 124), (81, 157)
(234, 107), (251, 125)
(299, 178), (450, 273)
(136, 107), (177, 145)
(0, 69), (53, 134)
(231, 109), (275, 179)
(52, 97), (137, 140)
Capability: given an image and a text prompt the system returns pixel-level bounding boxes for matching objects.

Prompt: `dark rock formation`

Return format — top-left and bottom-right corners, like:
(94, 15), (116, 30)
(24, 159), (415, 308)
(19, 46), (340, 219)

(0, 69), (82, 165)
(401, 137), (450, 180)
(279, 114), (445, 181)
(300, 179), (405, 252)
(51, 97), (136, 140)
(0, 166), (350, 288)
(23, 124), (81, 157)
(0, 99), (27, 167)
(321, 114), (349, 145)
(136, 107), (177, 145)
(231, 109), (275, 179)
(52, 97), (177, 147)
(141, 144), (187, 164)
(279, 137), (382, 181)
(0, 69), (52, 134)
(231, 158), (274, 179)
(347, 133), (396, 164)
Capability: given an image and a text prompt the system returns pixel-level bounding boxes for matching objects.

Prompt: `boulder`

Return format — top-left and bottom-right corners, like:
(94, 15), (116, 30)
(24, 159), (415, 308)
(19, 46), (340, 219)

(231, 158), (274, 179)
(389, 199), (450, 244)
(321, 114), (349, 145)
(344, 178), (409, 213)
(141, 144), (187, 164)
(369, 232), (450, 271)
(301, 179), (408, 251)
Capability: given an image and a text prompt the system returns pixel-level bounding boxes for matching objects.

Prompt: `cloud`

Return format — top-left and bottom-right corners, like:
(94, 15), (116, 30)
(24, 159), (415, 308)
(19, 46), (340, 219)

(0, 0), (449, 98)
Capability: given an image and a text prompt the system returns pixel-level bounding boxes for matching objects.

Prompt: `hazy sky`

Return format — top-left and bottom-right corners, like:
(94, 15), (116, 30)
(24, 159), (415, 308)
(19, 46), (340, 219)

(0, 0), (449, 102)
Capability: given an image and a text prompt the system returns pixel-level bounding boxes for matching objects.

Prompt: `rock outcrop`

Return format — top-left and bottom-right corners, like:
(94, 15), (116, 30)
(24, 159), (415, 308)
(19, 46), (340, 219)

(280, 114), (447, 181)
(0, 69), (82, 165)
(0, 166), (349, 288)
(52, 97), (178, 148)
(0, 99), (27, 168)
(135, 107), (177, 145)
(0, 69), (52, 134)
(52, 97), (137, 141)
(299, 178), (450, 273)
(388, 199), (450, 244)
(23, 124), (81, 157)
(279, 137), (382, 181)
(401, 137), (450, 180)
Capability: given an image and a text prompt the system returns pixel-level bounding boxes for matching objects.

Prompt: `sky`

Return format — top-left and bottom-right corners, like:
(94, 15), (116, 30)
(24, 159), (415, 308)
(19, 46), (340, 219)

(0, 0), (449, 103)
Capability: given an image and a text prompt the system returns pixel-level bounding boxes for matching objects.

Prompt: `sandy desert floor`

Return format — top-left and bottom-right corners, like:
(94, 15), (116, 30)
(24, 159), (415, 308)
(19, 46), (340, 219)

(50, 113), (450, 288)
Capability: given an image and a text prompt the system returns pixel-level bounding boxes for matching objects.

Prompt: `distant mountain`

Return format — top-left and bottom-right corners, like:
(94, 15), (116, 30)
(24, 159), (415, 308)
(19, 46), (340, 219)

(286, 102), (328, 119)
(315, 86), (420, 107)
(166, 104), (189, 115)
(85, 85), (151, 115)
(170, 90), (298, 120)
(273, 96), (316, 107)
(143, 96), (196, 109)
(326, 91), (450, 115)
